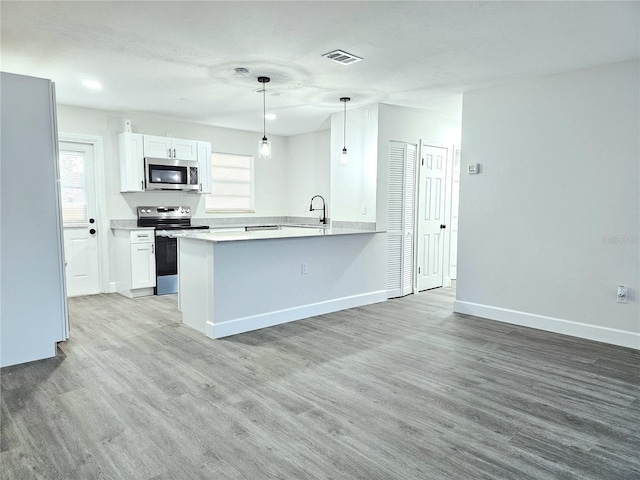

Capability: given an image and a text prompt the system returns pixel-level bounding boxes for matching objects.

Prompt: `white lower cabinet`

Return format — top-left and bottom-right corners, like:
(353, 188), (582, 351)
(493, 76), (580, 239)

(114, 229), (156, 298)
(131, 242), (155, 289)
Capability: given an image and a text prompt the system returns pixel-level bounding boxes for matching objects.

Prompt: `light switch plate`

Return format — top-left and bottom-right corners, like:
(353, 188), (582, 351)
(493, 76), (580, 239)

(468, 163), (480, 175)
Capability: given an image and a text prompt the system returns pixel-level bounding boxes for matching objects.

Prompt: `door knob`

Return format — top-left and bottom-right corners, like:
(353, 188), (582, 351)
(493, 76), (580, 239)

(89, 228), (96, 235)
(440, 224), (447, 229)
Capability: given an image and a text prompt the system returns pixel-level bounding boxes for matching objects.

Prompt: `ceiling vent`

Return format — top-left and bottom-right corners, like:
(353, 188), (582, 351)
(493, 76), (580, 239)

(322, 49), (362, 65)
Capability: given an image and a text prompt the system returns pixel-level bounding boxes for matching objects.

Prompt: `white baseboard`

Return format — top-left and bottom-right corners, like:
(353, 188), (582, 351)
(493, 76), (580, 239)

(206, 291), (388, 339)
(453, 300), (640, 350)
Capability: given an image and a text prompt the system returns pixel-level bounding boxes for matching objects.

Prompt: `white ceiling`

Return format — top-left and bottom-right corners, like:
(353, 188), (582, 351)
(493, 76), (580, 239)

(1, 1), (638, 136)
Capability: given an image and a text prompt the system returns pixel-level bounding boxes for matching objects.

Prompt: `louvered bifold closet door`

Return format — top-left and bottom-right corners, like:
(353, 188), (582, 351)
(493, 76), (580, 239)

(402, 144), (417, 296)
(387, 141), (416, 299)
(387, 142), (405, 298)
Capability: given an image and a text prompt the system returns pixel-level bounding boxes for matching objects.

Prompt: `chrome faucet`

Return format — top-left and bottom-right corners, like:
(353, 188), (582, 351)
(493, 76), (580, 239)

(309, 195), (327, 225)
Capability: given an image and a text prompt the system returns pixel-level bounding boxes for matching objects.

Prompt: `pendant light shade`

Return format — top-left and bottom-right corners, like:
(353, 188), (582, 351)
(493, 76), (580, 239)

(258, 76), (271, 160)
(339, 97), (350, 166)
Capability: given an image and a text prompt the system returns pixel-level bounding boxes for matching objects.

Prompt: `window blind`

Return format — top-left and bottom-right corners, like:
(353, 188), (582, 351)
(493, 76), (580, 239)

(205, 152), (254, 212)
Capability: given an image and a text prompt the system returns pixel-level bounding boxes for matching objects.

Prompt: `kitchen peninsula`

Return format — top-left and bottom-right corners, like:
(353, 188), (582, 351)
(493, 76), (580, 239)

(178, 226), (386, 339)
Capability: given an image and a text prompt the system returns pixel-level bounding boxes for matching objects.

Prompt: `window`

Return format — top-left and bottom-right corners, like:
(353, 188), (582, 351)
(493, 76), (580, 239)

(59, 150), (88, 226)
(205, 152), (254, 212)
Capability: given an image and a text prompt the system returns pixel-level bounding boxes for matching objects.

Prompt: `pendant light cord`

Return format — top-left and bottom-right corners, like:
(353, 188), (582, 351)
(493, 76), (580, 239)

(343, 100), (347, 149)
(258, 76), (270, 141)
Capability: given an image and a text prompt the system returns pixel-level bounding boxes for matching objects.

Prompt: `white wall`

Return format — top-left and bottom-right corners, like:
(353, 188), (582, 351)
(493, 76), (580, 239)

(455, 60), (640, 349)
(330, 104), (379, 223)
(56, 105), (289, 220)
(285, 130), (331, 219)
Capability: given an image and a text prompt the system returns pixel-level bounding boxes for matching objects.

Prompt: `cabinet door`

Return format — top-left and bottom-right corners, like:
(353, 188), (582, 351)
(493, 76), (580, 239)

(143, 135), (172, 159)
(131, 243), (156, 289)
(197, 141), (212, 194)
(172, 138), (198, 161)
(119, 132), (144, 192)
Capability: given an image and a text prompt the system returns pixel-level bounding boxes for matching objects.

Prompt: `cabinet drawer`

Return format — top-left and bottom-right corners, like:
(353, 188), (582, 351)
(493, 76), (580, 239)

(130, 230), (154, 243)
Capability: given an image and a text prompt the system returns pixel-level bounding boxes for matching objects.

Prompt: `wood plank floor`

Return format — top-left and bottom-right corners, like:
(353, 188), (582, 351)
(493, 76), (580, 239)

(1, 287), (639, 479)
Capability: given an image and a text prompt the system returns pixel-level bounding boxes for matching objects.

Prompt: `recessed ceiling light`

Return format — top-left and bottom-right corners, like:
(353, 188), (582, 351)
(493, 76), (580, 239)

(82, 79), (102, 90)
(265, 113), (276, 120)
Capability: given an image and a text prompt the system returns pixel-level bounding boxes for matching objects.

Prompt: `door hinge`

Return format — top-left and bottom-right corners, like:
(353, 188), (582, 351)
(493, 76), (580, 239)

(421, 158), (424, 165)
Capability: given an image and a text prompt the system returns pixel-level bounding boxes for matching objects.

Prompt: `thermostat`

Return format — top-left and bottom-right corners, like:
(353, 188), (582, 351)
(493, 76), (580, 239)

(468, 163), (480, 175)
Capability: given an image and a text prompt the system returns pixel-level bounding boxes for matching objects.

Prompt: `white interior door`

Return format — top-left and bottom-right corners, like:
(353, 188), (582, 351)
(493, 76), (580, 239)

(417, 145), (448, 291)
(59, 142), (100, 296)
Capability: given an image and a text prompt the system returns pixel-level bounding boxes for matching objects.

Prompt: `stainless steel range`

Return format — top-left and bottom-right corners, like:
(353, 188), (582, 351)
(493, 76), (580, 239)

(137, 206), (209, 295)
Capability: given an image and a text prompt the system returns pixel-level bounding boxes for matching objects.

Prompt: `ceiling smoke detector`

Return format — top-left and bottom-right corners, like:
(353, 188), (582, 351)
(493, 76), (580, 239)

(234, 67), (250, 77)
(321, 49), (362, 65)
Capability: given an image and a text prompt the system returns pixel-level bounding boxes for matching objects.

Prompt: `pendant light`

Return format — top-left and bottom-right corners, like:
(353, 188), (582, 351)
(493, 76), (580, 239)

(339, 97), (351, 166)
(257, 76), (271, 160)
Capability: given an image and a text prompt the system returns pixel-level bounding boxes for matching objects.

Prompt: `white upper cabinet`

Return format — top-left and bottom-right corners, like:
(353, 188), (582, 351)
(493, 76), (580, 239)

(119, 132), (144, 192)
(197, 141), (212, 194)
(142, 135), (172, 159)
(143, 135), (197, 161)
(172, 138), (198, 161)
(119, 133), (207, 192)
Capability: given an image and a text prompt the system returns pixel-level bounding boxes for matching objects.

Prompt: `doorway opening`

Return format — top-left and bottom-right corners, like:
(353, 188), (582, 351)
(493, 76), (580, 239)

(386, 140), (460, 298)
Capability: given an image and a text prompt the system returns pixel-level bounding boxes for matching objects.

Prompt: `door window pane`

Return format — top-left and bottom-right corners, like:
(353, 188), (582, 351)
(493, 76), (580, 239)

(59, 151), (88, 226)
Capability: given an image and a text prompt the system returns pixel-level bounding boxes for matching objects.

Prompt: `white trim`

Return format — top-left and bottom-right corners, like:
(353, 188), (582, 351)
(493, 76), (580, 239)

(205, 291), (388, 339)
(58, 133), (109, 294)
(453, 300), (640, 350)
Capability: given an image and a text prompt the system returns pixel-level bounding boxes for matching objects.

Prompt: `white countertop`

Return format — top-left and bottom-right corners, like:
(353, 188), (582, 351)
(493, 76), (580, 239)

(177, 225), (383, 243)
(110, 226), (155, 231)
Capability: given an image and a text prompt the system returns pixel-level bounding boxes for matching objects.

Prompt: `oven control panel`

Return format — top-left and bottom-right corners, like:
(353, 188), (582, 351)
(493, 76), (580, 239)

(137, 206), (191, 219)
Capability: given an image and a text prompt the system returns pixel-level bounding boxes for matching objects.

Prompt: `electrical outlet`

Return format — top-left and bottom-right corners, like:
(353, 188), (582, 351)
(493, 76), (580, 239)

(301, 263), (308, 275)
(361, 204), (368, 215)
(617, 286), (628, 303)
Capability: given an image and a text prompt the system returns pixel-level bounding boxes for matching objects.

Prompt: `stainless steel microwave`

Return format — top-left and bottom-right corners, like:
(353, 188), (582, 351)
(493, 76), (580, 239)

(144, 157), (199, 192)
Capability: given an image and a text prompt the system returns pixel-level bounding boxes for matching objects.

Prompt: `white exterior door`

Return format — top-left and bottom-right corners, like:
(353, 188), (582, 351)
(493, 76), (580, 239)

(59, 142), (100, 296)
(417, 145), (448, 291)
(387, 141), (417, 299)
